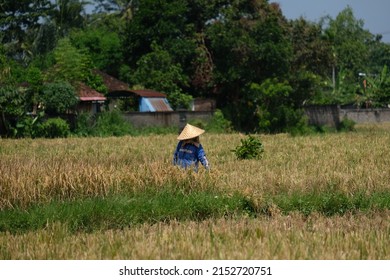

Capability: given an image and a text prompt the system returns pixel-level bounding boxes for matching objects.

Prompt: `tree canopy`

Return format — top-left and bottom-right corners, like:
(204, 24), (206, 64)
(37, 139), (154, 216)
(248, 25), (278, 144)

(1, 0), (390, 135)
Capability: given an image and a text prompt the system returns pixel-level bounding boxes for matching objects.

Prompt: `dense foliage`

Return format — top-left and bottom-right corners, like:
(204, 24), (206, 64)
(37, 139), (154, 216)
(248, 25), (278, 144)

(1, 0), (390, 137)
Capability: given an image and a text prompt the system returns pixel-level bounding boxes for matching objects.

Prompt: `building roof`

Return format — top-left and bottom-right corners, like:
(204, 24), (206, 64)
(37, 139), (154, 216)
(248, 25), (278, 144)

(92, 69), (172, 111)
(130, 89), (167, 98)
(93, 70), (168, 98)
(148, 98), (173, 111)
(77, 83), (106, 102)
(93, 69), (130, 92)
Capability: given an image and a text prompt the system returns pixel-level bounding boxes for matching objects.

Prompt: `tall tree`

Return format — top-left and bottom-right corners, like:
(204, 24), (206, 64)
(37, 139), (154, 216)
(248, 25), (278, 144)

(288, 18), (334, 106)
(367, 36), (390, 74)
(32, 22), (58, 57)
(0, 0), (52, 61)
(322, 7), (374, 84)
(130, 42), (192, 109)
(69, 26), (123, 75)
(290, 18), (333, 77)
(206, 0), (292, 121)
(92, 0), (138, 20)
(122, 0), (196, 70)
(46, 38), (92, 83)
(51, 0), (88, 36)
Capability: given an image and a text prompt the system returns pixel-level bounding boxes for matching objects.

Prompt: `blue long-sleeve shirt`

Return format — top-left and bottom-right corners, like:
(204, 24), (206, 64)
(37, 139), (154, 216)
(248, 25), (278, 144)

(173, 140), (209, 171)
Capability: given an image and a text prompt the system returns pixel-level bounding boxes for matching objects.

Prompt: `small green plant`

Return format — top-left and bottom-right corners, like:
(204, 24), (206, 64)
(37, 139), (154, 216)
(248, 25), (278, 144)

(232, 135), (264, 160)
(338, 118), (356, 132)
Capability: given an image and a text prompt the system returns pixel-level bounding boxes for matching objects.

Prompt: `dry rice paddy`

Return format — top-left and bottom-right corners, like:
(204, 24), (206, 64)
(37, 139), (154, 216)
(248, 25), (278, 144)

(0, 123), (390, 259)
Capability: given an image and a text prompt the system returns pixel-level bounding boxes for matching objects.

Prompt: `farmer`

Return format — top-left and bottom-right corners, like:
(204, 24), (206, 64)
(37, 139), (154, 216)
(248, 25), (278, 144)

(173, 123), (210, 171)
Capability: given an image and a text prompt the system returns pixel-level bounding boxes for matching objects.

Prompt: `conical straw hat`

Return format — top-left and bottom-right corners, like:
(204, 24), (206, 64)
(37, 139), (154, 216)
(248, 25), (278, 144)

(177, 123), (205, 140)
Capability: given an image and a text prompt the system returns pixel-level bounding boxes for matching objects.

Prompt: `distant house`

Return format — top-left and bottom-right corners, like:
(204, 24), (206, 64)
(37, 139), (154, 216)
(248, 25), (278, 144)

(131, 89), (173, 112)
(76, 83), (106, 114)
(94, 70), (172, 112)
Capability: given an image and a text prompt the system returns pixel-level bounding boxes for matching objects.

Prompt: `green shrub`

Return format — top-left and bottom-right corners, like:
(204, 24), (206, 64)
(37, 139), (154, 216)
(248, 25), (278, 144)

(40, 82), (78, 114)
(189, 110), (232, 133)
(206, 109), (233, 133)
(93, 110), (133, 137)
(73, 112), (95, 136)
(232, 135), (264, 160)
(168, 90), (193, 110)
(15, 112), (44, 138)
(338, 118), (356, 132)
(189, 119), (207, 129)
(287, 114), (317, 136)
(38, 118), (70, 138)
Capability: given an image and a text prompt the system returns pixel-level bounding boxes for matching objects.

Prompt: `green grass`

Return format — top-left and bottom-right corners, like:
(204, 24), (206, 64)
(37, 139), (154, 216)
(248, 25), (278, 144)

(261, 190), (390, 216)
(0, 189), (254, 234)
(2, 187), (390, 234)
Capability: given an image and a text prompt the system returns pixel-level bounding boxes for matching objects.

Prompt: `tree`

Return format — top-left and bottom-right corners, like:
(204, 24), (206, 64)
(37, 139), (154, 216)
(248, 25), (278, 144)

(0, 86), (25, 136)
(51, 0), (89, 36)
(360, 66), (390, 107)
(288, 18), (334, 107)
(47, 38), (91, 83)
(312, 68), (357, 105)
(367, 36), (390, 74)
(91, 0), (139, 20)
(246, 78), (293, 133)
(122, 0), (196, 70)
(40, 82), (78, 114)
(0, 47), (12, 85)
(289, 18), (333, 77)
(322, 7), (374, 84)
(130, 42), (192, 110)
(24, 66), (45, 113)
(206, 0), (292, 130)
(0, 0), (53, 61)
(47, 38), (107, 93)
(32, 22), (58, 57)
(69, 27), (123, 75)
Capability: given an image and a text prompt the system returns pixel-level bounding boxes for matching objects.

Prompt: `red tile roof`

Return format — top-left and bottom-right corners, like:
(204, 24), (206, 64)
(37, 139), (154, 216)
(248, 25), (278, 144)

(93, 69), (130, 92)
(93, 70), (168, 98)
(77, 83), (106, 101)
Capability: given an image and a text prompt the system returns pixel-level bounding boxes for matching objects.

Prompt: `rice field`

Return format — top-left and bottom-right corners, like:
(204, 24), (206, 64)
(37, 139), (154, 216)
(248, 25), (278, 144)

(0, 123), (390, 259)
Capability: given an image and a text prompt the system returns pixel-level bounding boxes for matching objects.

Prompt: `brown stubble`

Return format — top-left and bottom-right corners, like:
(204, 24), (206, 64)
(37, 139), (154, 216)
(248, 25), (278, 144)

(1, 212), (389, 259)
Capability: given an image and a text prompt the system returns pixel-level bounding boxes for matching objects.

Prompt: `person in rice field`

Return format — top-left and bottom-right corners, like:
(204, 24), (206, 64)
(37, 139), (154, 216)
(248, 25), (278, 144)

(173, 123), (210, 171)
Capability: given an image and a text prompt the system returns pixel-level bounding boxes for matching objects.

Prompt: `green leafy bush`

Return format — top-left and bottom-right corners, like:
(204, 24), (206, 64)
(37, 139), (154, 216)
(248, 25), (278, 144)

(338, 118), (356, 132)
(0, 86), (26, 137)
(189, 110), (233, 134)
(168, 90), (193, 110)
(232, 135), (264, 160)
(93, 110), (133, 137)
(73, 112), (95, 136)
(40, 82), (78, 114)
(207, 109), (233, 133)
(287, 114), (318, 136)
(38, 118), (70, 138)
